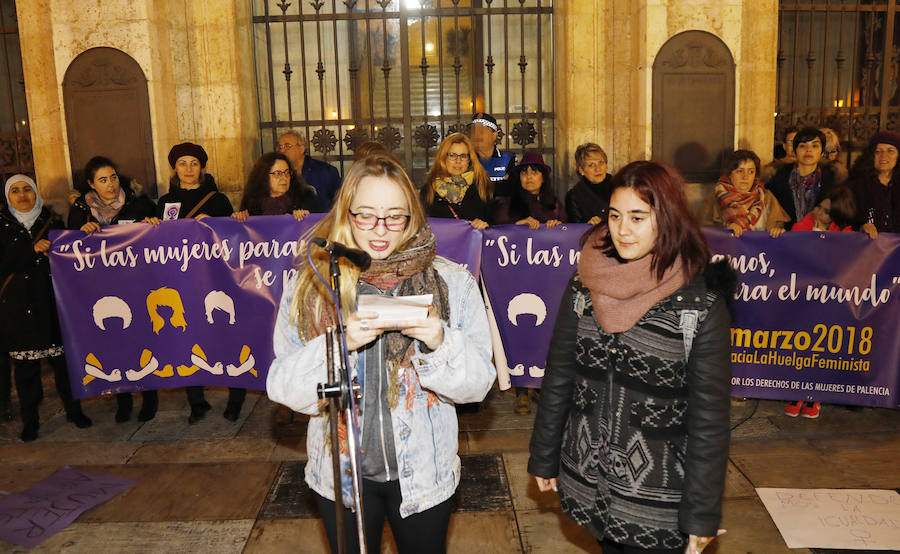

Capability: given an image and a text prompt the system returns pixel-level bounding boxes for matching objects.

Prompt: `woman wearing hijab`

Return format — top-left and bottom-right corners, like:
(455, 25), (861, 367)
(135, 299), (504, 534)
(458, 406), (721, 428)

(1, 175), (92, 441)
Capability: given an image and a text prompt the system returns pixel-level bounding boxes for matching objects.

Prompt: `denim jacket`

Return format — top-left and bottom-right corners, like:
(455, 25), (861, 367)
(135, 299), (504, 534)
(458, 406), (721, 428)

(266, 257), (496, 517)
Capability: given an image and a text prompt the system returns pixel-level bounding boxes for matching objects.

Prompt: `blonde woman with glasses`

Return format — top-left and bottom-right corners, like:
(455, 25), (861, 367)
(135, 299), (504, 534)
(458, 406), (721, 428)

(421, 133), (494, 230)
(267, 154), (495, 553)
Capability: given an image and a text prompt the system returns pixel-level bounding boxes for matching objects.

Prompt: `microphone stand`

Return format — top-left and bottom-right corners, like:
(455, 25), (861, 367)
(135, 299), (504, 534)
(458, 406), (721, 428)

(316, 251), (366, 553)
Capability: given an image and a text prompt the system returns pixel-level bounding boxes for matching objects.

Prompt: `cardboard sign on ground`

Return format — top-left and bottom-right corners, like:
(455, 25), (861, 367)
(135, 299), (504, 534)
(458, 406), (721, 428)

(756, 488), (900, 549)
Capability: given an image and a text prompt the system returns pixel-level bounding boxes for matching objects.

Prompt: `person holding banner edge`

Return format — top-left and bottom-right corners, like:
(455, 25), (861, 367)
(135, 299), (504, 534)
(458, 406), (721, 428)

(157, 142), (247, 424)
(231, 151), (319, 222)
(421, 133), (494, 230)
(266, 154), (495, 553)
(529, 161), (733, 553)
(1, 175), (93, 442)
(68, 156), (161, 423)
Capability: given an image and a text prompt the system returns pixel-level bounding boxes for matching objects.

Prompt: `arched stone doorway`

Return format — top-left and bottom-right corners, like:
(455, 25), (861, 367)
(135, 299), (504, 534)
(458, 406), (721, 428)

(63, 47), (155, 194)
(652, 31), (735, 183)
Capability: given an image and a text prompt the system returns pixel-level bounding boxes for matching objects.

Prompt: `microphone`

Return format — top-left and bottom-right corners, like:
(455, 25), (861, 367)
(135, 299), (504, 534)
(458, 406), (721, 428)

(311, 237), (372, 270)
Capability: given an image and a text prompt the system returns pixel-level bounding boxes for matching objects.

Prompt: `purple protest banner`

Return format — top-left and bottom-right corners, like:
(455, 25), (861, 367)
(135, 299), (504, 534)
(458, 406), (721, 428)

(480, 224), (591, 389)
(0, 466), (135, 548)
(705, 228), (900, 408)
(49, 216), (480, 399)
(479, 225), (900, 406)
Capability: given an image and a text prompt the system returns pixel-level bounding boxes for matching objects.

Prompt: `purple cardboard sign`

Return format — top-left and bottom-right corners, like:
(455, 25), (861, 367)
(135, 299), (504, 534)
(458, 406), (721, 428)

(0, 467), (135, 548)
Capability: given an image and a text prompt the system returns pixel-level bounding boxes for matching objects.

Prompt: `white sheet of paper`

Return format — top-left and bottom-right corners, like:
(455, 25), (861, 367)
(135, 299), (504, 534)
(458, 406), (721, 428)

(357, 294), (432, 323)
(756, 488), (900, 549)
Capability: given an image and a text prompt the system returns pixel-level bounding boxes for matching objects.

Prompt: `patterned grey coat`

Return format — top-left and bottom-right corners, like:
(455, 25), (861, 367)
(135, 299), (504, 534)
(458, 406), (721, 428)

(528, 263), (733, 550)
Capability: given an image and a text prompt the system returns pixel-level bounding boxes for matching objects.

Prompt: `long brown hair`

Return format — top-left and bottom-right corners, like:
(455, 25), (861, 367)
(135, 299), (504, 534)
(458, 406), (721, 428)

(422, 133), (492, 207)
(591, 161), (710, 281)
(291, 154), (427, 339)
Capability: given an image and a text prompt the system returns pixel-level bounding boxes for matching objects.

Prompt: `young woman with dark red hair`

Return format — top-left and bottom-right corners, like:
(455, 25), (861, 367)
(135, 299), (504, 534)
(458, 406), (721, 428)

(529, 161), (734, 553)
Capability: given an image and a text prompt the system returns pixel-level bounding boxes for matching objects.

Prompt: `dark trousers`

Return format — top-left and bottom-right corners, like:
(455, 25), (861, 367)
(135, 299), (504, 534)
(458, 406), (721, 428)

(316, 479), (453, 554)
(116, 390), (158, 410)
(185, 386), (246, 407)
(0, 352), (10, 403)
(600, 539), (684, 554)
(13, 355), (81, 425)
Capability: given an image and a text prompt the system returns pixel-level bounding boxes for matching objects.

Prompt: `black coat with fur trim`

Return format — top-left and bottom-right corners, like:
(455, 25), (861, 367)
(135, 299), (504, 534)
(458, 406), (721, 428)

(0, 208), (65, 352)
(528, 261), (735, 549)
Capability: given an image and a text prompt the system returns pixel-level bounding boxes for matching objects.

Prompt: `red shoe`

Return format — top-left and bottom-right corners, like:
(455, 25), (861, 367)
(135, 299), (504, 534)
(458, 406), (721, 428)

(800, 402), (820, 419)
(784, 401), (803, 417)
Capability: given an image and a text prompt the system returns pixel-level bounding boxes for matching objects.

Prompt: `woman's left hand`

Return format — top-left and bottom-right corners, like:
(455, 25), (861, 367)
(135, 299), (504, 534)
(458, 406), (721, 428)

(142, 217), (162, 226)
(292, 209), (310, 221)
(470, 218), (488, 230)
(686, 530), (726, 553)
(515, 216), (540, 229)
(33, 239), (51, 254)
(546, 219), (562, 228)
(399, 308), (444, 351)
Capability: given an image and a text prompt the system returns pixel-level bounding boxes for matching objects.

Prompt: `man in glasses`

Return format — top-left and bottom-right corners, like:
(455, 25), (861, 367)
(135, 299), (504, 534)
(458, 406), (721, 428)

(278, 130), (342, 212)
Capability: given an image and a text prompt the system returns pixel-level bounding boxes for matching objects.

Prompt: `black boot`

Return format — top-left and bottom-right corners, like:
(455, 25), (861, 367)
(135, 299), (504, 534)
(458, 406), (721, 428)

(20, 419), (38, 442)
(66, 400), (93, 429)
(0, 400), (13, 422)
(115, 393), (133, 423)
(223, 387), (246, 422)
(137, 390), (158, 422)
(188, 401), (212, 424)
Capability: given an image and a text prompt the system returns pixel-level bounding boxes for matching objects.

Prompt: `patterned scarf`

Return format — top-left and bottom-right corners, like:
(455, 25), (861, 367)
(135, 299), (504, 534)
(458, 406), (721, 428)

(578, 228), (687, 333)
(789, 166), (822, 219)
(715, 175), (765, 229)
(433, 171), (474, 204)
(85, 188), (126, 225)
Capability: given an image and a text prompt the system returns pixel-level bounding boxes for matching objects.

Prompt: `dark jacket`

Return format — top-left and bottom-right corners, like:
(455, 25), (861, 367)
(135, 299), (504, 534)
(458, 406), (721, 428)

(301, 156), (342, 212)
(68, 187), (157, 229)
(157, 174), (233, 219)
(767, 163), (838, 229)
(528, 261), (734, 549)
(0, 208), (65, 351)
(493, 186), (566, 224)
(241, 174), (319, 216)
(849, 174), (900, 233)
(423, 181), (493, 223)
(565, 174), (612, 223)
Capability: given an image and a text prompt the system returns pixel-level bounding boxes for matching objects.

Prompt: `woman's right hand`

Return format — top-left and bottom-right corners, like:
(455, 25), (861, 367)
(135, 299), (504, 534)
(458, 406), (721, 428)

(768, 227), (786, 238)
(142, 217), (162, 226)
(516, 216), (541, 229)
(728, 222), (744, 237)
(534, 476), (558, 492)
(862, 222), (878, 239)
(231, 210), (250, 223)
(470, 218), (488, 230)
(345, 310), (384, 351)
(33, 239), (51, 254)
(80, 222), (102, 235)
(587, 215), (602, 225)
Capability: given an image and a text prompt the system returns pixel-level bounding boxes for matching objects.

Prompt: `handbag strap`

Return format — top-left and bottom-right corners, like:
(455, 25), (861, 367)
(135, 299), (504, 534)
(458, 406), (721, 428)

(184, 191), (217, 219)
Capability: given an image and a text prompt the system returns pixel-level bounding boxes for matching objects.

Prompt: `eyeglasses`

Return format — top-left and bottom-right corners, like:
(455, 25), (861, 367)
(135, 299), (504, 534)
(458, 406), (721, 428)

(269, 169), (291, 178)
(446, 152), (470, 161)
(349, 211), (410, 231)
(278, 143), (298, 151)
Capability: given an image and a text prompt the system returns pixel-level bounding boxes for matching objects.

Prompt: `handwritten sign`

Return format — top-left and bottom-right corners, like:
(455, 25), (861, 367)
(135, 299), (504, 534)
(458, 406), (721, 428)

(0, 467), (135, 548)
(756, 487), (900, 549)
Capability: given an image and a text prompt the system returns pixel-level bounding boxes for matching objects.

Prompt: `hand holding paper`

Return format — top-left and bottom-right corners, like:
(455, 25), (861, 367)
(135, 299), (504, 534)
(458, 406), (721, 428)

(685, 529), (726, 554)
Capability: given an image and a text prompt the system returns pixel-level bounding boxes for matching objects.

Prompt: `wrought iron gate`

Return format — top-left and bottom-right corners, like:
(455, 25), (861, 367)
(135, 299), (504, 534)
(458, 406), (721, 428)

(777, 0), (900, 160)
(251, 0), (554, 183)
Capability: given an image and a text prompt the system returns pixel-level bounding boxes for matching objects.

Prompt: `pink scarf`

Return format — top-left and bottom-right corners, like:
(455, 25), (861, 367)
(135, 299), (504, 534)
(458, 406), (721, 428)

(578, 230), (687, 333)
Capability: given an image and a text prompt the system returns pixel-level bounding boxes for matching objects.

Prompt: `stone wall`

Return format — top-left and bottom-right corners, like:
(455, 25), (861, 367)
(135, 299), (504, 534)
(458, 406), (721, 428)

(553, 0), (778, 189)
(17, 0), (258, 208)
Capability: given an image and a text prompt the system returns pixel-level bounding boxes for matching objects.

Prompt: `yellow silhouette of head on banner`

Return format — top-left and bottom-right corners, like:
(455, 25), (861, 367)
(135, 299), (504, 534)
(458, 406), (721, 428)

(146, 287), (188, 334)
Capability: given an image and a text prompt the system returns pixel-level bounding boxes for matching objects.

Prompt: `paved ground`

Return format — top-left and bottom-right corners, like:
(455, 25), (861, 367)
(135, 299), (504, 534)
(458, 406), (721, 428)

(1, 368), (899, 553)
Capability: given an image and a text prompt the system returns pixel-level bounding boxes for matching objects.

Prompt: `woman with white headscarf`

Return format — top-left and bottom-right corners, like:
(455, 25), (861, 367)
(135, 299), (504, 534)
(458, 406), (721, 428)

(0, 175), (92, 441)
